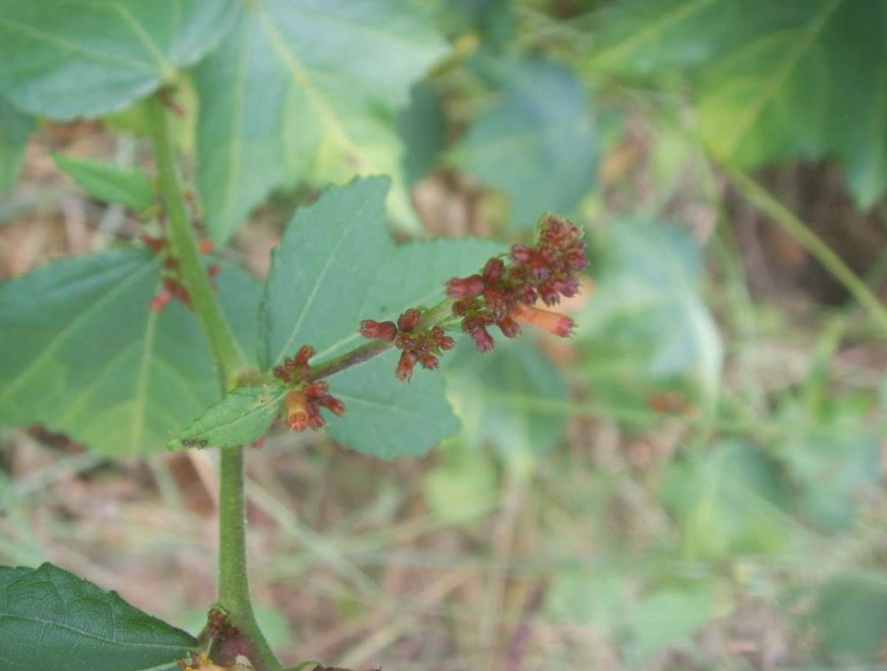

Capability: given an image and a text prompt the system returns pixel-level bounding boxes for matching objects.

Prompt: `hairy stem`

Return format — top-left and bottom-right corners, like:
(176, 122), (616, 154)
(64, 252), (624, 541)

(148, 96), (281, 671)
(309, 298), (457, 382)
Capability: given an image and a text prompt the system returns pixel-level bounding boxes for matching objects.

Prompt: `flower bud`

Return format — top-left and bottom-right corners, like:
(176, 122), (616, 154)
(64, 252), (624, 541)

(397, 308), (422, 332)
(497, 317), (521, 338)
(360, 319), (397, 341)
(446, 275), (485, 299)
(511, 304), (575, 337)
(395, 351), (419, 382)
(294, 345), (315, 367)
(483, 258), (505, 284)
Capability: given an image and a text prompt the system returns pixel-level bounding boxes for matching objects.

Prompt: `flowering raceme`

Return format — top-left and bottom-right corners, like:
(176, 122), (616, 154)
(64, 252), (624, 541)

(273, 345), (346, 433)
(447, 215), (585, 353)
(360, 215), (586, 382)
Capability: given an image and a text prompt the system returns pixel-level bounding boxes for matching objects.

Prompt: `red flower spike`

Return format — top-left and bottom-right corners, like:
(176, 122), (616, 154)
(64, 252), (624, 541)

(284, 380), (346, 433)
(511, 303), (575, 337)
(360, 319), (397, 341)
(446, 275), (485, 299)
(397, 308), (422, 332)
(396, 351), (419, 382)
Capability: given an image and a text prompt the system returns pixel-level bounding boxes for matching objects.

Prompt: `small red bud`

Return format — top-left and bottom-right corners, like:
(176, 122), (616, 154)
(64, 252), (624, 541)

(483, 287), (509, 320)
(198, 239), (215, 254)
(395, 333), (415, 351)
(418, 353), (439, 370)
(395, 351), (419, 382)
(446, 275), (485, 299)
(294, 345), (315, 367)
(510, 245), (533, 264)
(360, 319), (397, 341)
(431, 327), (455, 350)
(483, 258), (505, 284)
(497, 317), (521, 338)
(319, 396), (346, 416)
(471, 326), (495, 353)
(207, 264), (221, 278)
(452, 298), (480, 316)
(397, 308), (422, 332)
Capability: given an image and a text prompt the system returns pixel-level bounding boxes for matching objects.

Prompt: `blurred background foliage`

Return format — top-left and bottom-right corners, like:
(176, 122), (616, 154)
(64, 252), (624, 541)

(2, 0), (887, 669)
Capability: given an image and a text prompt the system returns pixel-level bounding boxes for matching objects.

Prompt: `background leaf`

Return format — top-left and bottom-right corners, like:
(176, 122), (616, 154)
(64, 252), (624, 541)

(448, 59), (598, 228)
(0, 563), (195, 671)
(0, 0), (239, 119)
(445, 337), (569, 458)
(0, 97), (34, 200)
(54, 154), (154, 210)
(194, 0), (448, 242)
(0, 248), (260, 457)
(578, 219), (722, 413)
(588, 0), (887, 208)
(259, 177), (503, 459)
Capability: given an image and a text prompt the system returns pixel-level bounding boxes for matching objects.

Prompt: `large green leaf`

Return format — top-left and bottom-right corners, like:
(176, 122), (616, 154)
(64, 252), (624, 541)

(588, 0), (887, 208)
(194, 0), (448, 242)
(448, 59), (598, 228)
(0, 247), (260, 457)
(0, 97), (34, 199)
(0, 563), (195, 671)
(445, 338), (568, 458)
(259, 177), (502, 459)
(0, 0), (239, 120)
(578, 219), (722, 412)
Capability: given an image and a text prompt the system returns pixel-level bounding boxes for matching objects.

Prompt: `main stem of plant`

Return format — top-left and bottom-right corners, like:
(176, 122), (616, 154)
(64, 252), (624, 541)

(148, 97), (281, 671)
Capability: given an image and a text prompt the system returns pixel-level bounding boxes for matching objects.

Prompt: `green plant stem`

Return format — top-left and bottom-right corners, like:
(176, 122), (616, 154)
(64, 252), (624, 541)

(309, 298), (457, 382)
(147, 97), (243, 387)
(727, 167), (887, 338)
(148, 97), (281, 671)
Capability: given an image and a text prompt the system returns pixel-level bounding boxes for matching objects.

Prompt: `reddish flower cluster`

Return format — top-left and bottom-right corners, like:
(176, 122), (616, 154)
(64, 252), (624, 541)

(144, 235), (220, 313)
(285, 382), (345, 432)
(272, 344), (314, 384)
(446, 215), (586, 352)
(273, 345), (346, 432)
(360, 308), (455, 382)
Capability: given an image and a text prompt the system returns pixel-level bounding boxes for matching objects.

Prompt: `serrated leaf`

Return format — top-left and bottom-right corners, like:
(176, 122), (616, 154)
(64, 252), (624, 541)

(0, 0), (239, 120)
(0, 563), (195, 671)
(445, 338), (569, 458)
(194, 0), (448, 242)
(588, 0), (887, 208)
(259, 177), (503, 459)
(54, 154), (154, 210)
(449, 59), (598, 228)
(169, 384), (287, 450)
(0, 97), (35, 200)
(0, 247), (260, 457)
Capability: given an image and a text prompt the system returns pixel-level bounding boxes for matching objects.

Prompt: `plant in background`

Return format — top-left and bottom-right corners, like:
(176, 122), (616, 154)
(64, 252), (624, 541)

(0, 2), (588, 669)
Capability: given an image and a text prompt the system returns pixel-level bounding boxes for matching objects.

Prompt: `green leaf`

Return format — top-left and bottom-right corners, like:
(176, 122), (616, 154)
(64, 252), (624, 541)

(0, 563), (195, 671)
(798, 574), (887, 664)
(662, 440), (795, 561)
(445, 337), (568, 458)
(0, 0), (239, 120)
(399, 82), (447, 186)
(259, 177), (502, 459)
(0, 97), (34, 199)
(169, 384), (287, 450)
(0, 247), (260, 457)
(54, 154), (154, 210)
(588, 0), (887, 209)
(194, 0), (448, 242)
(448, 59), (598, 228)
(578, 219), (722, 413)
